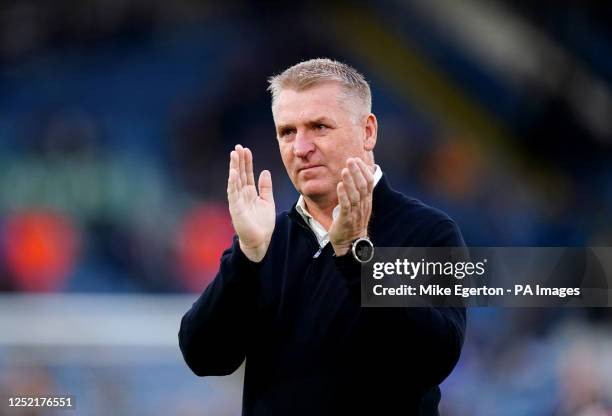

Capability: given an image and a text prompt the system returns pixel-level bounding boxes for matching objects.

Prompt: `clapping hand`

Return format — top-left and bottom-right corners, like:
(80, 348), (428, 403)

(227, 145), (275, 262)
(329, 158), (374, 256)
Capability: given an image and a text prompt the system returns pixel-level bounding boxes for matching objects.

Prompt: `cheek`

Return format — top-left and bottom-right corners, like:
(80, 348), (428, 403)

(324, 139), (353, 167)
(279, 145), (294, 169)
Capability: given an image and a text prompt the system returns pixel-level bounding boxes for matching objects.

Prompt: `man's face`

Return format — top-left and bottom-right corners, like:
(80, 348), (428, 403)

(272, 82), (372, 204)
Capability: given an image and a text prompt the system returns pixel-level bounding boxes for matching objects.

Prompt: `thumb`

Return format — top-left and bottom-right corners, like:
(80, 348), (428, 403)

(258, 170), (274, 202)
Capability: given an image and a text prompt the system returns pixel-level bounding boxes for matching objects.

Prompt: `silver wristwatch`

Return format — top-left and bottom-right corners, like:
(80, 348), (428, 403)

(351, 236), (374, 263)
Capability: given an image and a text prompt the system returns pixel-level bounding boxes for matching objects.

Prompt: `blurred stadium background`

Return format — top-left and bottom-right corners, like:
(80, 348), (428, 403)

(1, 1), (611, 415)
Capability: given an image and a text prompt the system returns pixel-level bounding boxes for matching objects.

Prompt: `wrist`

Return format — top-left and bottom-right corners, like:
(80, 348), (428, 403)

(333, 235), (374, 264)
(332, 243), (351, 257)
(331, 232), (368, 257)
(238, 239), (269, 263)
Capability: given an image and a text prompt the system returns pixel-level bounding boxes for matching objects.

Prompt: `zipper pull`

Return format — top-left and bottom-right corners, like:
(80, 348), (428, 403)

(313, 246), (323, 258)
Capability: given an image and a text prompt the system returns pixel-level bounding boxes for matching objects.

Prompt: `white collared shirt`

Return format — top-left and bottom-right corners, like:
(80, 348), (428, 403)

(295, 165), (383, 248)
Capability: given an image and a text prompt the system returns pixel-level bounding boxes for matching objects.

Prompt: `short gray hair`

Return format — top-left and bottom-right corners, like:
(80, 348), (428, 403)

(267, 58), (372, 116)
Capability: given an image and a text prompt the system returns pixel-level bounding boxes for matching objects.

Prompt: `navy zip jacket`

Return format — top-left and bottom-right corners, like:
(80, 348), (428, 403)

(179, 175), (466, 415)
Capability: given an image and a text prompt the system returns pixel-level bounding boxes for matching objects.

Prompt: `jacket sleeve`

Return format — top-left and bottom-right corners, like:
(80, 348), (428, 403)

(178, 236), (261, 376)
(334, 219), (467, 389)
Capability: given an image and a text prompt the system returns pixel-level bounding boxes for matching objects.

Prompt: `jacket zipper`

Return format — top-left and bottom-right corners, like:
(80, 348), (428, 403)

(290, 213), (324, 258)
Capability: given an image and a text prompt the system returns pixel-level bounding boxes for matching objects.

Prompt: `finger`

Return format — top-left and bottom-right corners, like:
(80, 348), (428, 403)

(349, 159), (368, 198)
(229, 150), (238, 171)
(227, 168), (239, 206)
(355, 158), (374, 193)
(244, 147), (256, 186)
(230, 150), (241, 188)
(236, 144), (247, 187)
(258, 170), (274, 202)
(342, 166), (360, 204)
(337, 181), (351, 215)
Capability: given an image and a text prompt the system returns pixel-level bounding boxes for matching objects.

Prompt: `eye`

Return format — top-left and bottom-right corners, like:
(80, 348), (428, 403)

(279, 128), (296, 138)
(316, 124), (327, 131)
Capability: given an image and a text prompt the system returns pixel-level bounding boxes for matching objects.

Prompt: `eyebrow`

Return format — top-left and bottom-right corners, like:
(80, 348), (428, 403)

(276, 117), (336, 133)
(307, 117), (335, 127)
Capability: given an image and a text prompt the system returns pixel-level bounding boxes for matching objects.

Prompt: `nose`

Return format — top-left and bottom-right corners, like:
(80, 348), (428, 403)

(293, 130), (315, 158)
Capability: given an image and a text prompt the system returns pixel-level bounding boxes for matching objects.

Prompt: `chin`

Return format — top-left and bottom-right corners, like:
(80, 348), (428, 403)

(298, 179), (333, 200)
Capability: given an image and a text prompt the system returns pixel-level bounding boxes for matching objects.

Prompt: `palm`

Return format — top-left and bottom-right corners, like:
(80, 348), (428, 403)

(230, 180), (275, 248)
(227, 145), (275, 258)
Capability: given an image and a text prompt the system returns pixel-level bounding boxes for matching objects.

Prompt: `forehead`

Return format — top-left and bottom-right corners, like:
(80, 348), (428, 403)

(272, 82), (352, 124)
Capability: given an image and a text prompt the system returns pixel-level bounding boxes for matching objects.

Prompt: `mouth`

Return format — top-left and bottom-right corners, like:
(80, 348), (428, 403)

(298, 165), (324, 174)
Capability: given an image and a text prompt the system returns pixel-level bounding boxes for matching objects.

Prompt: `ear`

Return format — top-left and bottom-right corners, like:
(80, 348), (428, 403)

(363, 113), (377, 151)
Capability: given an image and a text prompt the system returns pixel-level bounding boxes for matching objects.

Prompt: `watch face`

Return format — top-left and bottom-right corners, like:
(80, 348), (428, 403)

(354, 238), (374, 263)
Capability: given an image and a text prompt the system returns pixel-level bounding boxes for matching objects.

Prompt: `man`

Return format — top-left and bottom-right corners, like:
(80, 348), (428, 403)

(179, 58), (466, 415)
